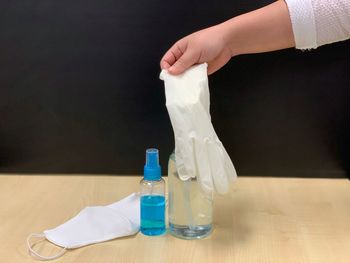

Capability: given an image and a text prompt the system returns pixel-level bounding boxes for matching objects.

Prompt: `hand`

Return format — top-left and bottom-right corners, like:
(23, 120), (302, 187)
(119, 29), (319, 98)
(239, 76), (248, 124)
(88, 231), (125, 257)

(160, 1), (294, 76)
(160, 24), (233, 75)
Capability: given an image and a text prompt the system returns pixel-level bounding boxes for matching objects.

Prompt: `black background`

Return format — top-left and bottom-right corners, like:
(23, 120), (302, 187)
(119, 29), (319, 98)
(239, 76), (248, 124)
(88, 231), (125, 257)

(0, 0), (349, 177)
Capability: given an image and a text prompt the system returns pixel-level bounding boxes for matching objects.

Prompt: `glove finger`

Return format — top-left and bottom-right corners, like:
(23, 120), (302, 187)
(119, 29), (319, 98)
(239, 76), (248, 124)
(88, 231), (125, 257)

(193, 137), (213, 194)
(217, 139), (237, 183)
(206, 139), (229, 194)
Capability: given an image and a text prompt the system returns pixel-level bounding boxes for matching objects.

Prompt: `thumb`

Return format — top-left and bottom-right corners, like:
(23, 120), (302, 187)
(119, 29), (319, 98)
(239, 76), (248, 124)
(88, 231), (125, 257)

(168, 49), (198, 75)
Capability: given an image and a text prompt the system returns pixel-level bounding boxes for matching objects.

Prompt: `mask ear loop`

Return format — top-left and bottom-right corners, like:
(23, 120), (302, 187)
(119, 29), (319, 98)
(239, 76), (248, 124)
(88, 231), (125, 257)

(27, 233), (67, 261)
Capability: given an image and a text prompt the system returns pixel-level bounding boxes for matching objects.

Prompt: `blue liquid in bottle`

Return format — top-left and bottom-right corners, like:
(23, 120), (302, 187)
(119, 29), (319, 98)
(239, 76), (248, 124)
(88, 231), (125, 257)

(141, 195), (166, 235)
(140, 148), (166, 236)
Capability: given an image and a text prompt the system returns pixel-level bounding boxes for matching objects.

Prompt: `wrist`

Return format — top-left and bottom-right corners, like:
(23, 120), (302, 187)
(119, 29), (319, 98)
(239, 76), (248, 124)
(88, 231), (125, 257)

(218, 17), (241, 57)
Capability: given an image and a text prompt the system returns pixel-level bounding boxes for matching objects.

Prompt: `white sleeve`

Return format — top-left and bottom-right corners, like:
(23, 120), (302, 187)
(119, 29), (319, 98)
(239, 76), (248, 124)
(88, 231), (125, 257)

(284, 0), (350, 49)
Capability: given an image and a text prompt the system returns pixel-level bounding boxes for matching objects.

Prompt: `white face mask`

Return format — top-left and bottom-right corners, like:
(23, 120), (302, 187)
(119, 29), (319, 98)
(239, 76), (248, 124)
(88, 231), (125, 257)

(27, 193), (140, 260)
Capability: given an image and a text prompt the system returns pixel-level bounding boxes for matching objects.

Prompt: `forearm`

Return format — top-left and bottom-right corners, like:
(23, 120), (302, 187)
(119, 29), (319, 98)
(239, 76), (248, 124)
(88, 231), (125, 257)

(221, 0), (295, 56)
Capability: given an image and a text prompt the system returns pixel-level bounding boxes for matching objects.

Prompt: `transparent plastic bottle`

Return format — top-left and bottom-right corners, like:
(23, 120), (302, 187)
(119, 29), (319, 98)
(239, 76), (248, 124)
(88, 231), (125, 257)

(140, 149), (166, 236)
(168, 152), (213, 239)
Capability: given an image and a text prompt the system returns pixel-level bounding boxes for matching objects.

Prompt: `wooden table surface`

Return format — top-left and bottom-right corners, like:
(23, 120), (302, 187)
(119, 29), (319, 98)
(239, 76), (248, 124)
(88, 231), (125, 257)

(0, 175), (349, 263)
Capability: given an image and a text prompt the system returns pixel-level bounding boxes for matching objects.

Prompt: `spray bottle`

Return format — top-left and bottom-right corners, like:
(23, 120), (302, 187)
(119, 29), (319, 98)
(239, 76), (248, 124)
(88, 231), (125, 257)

(140, 148), (166, 236)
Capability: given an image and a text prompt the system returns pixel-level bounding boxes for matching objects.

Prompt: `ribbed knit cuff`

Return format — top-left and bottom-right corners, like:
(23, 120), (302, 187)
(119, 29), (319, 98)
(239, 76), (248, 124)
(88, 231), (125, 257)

(285, 0), (318, 49)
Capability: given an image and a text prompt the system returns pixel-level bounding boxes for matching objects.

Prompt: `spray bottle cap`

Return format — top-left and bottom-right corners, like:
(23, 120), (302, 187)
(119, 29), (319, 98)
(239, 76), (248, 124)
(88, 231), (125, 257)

(144, 148), (161, 180)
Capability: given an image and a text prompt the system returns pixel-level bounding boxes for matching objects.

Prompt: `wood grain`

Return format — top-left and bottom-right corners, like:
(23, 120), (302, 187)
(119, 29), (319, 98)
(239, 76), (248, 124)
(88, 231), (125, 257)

(0, 175), (349, 263)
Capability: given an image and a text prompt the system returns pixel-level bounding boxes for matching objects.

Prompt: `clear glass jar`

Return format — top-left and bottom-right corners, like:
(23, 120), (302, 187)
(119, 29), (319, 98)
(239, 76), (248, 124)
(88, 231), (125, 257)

(168, 152), (213, 239)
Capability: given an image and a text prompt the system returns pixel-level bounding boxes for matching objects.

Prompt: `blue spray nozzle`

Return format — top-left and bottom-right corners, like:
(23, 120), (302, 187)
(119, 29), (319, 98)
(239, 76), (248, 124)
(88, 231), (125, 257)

(144, 148), (161, 180)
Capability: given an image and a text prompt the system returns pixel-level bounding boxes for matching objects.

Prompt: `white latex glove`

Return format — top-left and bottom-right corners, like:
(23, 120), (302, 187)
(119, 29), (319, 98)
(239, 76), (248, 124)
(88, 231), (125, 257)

(160, 63), (237, 194)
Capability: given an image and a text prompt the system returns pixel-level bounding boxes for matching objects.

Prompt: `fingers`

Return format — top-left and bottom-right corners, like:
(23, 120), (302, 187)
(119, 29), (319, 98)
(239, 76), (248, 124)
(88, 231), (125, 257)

(167, 49), (198, 75)
(160, 38), (199, 75)
(160, 40), (187, 70)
